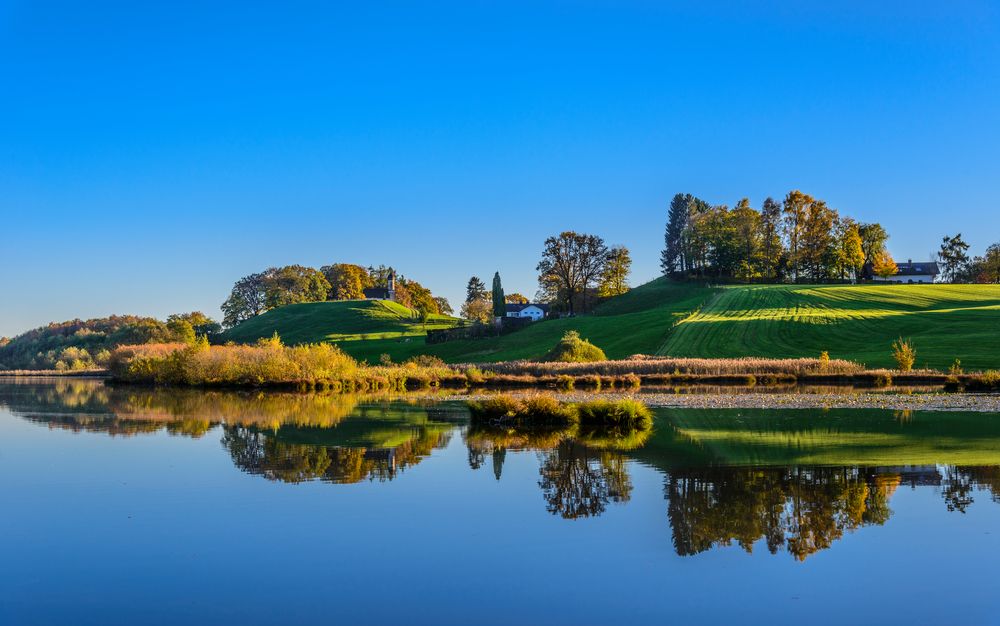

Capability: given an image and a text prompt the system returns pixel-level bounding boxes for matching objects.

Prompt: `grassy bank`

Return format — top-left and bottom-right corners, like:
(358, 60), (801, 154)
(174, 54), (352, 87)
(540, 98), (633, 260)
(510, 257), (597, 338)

(220, 280), (1000, 370)
(661, 283), (1000, 370)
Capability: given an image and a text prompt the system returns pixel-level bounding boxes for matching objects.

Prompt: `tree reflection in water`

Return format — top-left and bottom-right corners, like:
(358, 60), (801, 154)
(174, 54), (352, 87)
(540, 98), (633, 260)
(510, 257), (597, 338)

(221, 425), (452, 484)
(538, 441), (632, 519)
(665, 466), (895, 560)
(8, 381), (1000, 559)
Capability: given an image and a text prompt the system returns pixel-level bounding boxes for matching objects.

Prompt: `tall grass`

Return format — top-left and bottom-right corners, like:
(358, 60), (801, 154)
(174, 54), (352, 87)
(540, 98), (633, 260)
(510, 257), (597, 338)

(457, 356), (865, 377)
(467, 393), (652, 429)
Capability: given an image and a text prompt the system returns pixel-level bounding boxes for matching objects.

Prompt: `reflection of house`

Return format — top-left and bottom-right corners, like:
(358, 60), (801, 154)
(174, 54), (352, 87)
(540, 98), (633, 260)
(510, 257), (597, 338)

(505, 303), (549, 321)
(876, 465), (942, 487)
(874, 260), (940, 284)
(363, 269), (396, 300)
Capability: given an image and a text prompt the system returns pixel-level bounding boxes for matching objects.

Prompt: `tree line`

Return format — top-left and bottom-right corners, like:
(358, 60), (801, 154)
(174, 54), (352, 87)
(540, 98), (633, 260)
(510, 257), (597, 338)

(221, 263), (449, 328)
(660, 191), (897, 282)
(937, 234), (1000, 283)
(0, 312), (220, 371)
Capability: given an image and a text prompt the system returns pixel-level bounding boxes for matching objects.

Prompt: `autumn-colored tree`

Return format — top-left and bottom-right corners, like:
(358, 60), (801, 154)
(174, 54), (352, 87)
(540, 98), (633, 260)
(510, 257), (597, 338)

(782, 190), (814, 281)
(321, 263), (372, 300)
(433, 297), (454, 315)
(838, 220), (865, 279)
(261, 265), (330, 309)
(873, 249), (899, 279)
(460, 297), (492, 324)
(504, 293), (529, 304)
(858, 223), (889, 267)
(598, 246), (632, 296)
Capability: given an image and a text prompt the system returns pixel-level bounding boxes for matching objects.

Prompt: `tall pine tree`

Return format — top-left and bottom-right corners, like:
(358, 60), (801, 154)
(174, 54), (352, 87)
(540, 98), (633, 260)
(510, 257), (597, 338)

(661, 193), (690, 275)
(491, 272), (505, 318)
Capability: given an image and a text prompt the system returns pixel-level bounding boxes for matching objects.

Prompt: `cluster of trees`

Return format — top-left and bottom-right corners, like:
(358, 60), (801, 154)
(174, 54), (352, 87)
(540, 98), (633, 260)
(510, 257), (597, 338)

(0, 312), (221, 371)
(535, 231), (633, 315)
(661, 191), (896, 282)
(459, 273), (536, 323)
(221, 263), (449, 328)
(938, 234), (1000, 283)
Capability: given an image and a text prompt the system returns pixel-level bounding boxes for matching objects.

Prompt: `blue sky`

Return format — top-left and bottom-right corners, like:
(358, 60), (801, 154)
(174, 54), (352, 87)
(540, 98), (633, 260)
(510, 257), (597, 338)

(2, 1), (998, 336)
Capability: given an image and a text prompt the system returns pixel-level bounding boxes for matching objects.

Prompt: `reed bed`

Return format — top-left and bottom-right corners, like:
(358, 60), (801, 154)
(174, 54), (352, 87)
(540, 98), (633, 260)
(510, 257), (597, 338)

(456, 356), (866, 377)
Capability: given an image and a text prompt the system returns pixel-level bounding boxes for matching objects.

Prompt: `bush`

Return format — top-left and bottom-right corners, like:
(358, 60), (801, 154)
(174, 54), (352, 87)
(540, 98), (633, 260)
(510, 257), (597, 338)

(405, 355), (447, 368)
(575, 398), (653, 429)
(891, 337), (916, 372)
(467, 394), (523, 418)
(541, 331), (607, 363)
(819, 351), (830, 371)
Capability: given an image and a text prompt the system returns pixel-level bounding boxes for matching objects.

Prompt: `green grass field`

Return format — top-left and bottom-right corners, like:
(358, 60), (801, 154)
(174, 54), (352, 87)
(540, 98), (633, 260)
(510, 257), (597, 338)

(223, 281), (1000, 369)
(660, 283), (1000, 370)
(222, 299), (461, 347)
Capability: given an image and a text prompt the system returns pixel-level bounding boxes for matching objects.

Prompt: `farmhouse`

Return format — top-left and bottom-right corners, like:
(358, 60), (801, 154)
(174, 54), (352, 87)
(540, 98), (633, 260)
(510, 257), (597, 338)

(505, 303), (549, 321)
(363, 269), (397, 300)
(875, 260), (940, 284)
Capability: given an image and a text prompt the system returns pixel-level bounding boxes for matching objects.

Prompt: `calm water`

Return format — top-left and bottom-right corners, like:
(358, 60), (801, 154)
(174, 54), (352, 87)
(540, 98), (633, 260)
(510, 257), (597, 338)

(3, 381), (1000, 625)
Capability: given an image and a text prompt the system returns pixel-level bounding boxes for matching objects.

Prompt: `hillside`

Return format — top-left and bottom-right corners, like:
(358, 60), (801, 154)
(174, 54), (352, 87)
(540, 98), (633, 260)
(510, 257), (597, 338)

(223, 281), (1000, 369)
(660, 284), (1000, 370)
(221, 300), (462, 347)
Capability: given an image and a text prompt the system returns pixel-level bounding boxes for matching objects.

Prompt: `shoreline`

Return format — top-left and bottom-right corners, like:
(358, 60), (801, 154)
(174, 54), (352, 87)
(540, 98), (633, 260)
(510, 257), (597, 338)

(447, 388), (1000, 412)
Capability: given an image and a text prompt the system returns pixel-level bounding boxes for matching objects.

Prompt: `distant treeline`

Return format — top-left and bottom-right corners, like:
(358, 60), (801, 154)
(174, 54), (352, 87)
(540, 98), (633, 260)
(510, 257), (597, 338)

(0, 312), (220, 371)
(660, 191), (895, 282)
(221, 263), (450, 328)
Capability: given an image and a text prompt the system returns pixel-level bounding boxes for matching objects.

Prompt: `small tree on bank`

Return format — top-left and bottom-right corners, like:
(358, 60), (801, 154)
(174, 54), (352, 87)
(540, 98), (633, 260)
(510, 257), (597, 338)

(891, 337), (916, 372)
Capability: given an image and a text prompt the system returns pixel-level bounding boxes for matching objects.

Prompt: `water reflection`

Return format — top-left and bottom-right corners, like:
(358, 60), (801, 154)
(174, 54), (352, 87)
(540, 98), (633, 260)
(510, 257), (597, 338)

(5, 381), (1000, 560)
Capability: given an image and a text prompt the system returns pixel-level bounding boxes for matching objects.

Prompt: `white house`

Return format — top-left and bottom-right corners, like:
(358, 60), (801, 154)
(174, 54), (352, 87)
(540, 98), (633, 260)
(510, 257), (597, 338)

(874, 260), (940, 283)
(505, 303), (549, 321)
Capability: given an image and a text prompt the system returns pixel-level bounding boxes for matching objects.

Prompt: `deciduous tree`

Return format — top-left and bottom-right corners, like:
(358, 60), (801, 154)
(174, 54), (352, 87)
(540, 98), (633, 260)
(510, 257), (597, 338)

(598, 246), (632, 297)
(536, 231), (608, 315)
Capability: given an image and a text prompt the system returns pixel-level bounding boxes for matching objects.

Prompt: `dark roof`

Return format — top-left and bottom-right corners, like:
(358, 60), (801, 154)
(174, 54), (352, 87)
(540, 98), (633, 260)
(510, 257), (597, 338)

(363, 288), (393, 299)
(895, 262), (939, 276)
(505, 303), (550, 313)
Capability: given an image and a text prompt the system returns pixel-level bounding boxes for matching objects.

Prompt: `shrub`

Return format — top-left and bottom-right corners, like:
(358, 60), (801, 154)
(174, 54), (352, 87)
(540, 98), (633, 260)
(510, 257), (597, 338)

(576, 398), (653, 429)
(819, 351), (830, 371)
(891, 337), (916, 372)
(467, 394), (523, 418)
(949, 359), (963, 376)
(405, 355), (447, 368)
(521, 395), (578, 425)
(541, 330), (607, 363)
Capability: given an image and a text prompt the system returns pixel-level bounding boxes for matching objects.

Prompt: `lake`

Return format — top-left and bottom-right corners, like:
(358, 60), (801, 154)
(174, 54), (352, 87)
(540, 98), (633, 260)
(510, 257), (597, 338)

(3, 380), (1000, 625)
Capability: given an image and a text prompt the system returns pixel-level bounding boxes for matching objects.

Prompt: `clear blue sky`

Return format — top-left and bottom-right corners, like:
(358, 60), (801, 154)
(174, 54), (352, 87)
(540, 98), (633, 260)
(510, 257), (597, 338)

(2, 1), (998, 337)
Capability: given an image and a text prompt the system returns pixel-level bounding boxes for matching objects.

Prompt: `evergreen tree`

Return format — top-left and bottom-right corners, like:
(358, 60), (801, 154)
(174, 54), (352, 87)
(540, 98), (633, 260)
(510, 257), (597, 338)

(661, 193), (690, 275)
(938, 233), (971, 283)
(491, 272), (505, 318)
(465, 276), (487, 303)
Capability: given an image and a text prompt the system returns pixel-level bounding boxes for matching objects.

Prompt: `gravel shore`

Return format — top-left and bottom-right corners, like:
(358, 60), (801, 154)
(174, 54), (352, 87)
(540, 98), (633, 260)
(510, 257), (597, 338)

(452, 388), (1000, 412)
